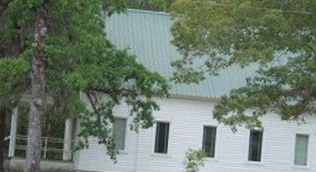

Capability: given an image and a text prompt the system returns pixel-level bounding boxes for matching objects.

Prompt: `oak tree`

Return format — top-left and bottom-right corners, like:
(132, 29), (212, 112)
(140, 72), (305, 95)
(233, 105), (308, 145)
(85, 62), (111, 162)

(0, 0), (168, 171)
(170, 0), (316, 128)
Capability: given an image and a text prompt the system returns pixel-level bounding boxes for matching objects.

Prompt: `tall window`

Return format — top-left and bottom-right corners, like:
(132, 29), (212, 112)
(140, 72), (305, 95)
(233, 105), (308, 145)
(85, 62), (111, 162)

(113, 118), (127, 150)
(154, 122), (169, 153)
(248, 130), (263, 162)
(202, 126), (217, 157)
(294, 134), (309, 166)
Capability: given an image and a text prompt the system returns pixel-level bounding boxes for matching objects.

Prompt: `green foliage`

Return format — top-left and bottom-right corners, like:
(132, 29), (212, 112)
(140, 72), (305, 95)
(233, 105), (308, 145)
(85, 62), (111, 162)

(184, 148), (207, 172)
(17, 103), (65, 138)
(0, 57), (29, 92)
(127, 0), (175, 11)
(0, 57), (29, 104)
(0, 0), (169, 160)
(214, 54), (316, 128)
(171, 0), (316, 128)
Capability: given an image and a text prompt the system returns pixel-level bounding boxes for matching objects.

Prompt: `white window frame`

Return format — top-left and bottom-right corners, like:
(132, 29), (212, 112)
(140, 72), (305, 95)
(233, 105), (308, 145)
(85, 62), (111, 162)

(201, 125), (218, 160)
(112, 117), (128, 152)
(151, 120), (172, 157)
(244, 128), (266, 166)
(292, 131), (311, 169)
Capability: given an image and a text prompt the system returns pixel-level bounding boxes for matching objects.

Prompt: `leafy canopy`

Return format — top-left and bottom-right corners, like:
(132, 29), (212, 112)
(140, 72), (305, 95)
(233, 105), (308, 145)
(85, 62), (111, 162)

(0, 0), (168, 159)
(170, 0), (316, 128)
(127, 0), (175, 11)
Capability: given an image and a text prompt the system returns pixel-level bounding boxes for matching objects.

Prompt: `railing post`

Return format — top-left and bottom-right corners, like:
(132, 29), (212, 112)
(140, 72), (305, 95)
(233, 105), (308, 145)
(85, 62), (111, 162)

(8, 107), (18, 158)
(43, 137), (48, 159)
(63, 118), (74, 161)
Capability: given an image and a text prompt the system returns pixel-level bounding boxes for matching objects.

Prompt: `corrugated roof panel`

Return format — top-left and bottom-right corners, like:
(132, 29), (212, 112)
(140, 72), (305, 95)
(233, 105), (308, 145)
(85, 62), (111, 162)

(106, 9), (257, 98)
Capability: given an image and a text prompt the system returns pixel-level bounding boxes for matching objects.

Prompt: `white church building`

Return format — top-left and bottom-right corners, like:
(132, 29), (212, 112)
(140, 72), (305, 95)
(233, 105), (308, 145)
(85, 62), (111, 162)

(6, 9), (316, 172)
(74, 9), (316, 172)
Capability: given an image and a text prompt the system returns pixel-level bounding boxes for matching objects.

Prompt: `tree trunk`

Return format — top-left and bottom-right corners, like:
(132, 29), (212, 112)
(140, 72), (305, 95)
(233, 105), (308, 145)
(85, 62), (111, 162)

(0, 106), (6, 172)
(25, 5), (47, 172)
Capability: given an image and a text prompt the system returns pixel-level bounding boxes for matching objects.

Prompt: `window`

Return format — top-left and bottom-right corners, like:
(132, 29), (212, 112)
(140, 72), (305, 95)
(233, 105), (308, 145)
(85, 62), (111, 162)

(113, 118), (127, 150)
(294, 134), (309, 166)
(202, 126), (217, 157)
(154, 122), (169, 153)
(248, 130), (263, 162)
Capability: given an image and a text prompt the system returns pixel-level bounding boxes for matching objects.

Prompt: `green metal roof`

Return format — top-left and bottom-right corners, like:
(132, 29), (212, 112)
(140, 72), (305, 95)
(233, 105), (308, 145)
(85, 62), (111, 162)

(106, 9), (256, 99)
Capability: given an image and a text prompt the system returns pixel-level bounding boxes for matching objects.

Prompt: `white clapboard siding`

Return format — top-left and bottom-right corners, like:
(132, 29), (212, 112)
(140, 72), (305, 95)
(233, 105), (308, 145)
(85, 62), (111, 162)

(76, 97), (316, 172)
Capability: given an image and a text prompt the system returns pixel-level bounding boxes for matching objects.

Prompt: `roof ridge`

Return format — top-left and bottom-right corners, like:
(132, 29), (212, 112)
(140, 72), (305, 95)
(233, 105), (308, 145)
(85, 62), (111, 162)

(127, 9), (169, 16)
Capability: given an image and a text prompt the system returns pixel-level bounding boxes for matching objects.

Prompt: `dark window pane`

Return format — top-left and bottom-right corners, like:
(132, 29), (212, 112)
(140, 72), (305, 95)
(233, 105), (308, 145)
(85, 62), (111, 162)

(154, 122), (169, 153)
(248, 130), (263, 161)
(202, 126), (217, 157)
(113, 118), (126, 150)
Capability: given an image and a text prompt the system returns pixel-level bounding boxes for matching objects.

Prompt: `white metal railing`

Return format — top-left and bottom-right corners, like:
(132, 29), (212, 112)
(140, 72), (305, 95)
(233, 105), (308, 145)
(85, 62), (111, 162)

(6, 135), (70, 161)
